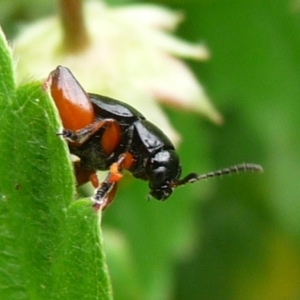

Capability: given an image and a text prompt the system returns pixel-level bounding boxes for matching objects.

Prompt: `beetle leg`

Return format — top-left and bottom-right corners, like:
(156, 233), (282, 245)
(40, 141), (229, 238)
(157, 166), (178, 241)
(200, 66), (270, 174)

(107, 152), (135, 181)
(93, 179), (116, 208)
(92, 153), (134, 209)
(93, 181), (118, 211)
(75, 166), (98, 187)
(92, 155), (125, 206)
(105, 153), (129, 183)
(59, 118), (116, 144)
(89, 172), (100, 188)
(109, 162), (123, 182)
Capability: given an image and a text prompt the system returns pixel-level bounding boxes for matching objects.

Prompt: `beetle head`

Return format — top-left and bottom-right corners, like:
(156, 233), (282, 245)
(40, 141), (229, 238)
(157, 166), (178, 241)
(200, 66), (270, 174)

(146, 150), (181, 200)
(147, 151), (263, 201)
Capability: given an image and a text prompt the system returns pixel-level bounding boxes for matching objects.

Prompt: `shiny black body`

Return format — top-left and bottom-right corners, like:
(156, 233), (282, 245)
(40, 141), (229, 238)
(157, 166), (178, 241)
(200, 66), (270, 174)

(70, 93), (182, 200)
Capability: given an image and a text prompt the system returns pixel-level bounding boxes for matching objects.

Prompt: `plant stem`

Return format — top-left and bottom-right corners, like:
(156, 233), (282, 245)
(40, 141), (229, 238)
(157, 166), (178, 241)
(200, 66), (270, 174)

(59, 0), (90, 52)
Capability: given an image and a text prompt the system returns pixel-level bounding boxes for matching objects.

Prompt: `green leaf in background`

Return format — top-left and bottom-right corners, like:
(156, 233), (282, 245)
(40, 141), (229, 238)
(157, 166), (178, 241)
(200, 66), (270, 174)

(0, 28), (112, 300)
(171, 0), (300, 299)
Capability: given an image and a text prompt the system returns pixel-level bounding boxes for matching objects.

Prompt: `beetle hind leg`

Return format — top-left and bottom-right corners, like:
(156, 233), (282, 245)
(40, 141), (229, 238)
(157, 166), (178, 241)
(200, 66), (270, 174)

(58, 118), (116, 144)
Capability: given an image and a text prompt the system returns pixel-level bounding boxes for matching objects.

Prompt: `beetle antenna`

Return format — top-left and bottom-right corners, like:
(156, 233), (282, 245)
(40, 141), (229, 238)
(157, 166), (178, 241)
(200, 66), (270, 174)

(173, 163), (263, 188)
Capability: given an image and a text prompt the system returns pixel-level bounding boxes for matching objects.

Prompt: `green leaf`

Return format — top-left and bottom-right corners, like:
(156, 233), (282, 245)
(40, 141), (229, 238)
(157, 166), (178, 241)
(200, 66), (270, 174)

(52, 200), (112, 300)
(0, 28), (14, 97)
(0, 28), (112, 300)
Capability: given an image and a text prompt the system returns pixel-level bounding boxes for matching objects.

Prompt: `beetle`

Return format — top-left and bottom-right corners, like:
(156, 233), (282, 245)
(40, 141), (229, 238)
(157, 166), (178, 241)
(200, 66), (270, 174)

(47, 66), (263, 210)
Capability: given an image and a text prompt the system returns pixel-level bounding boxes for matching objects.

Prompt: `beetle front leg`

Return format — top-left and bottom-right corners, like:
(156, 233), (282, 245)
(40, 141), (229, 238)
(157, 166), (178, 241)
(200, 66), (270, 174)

(92, 155), (125, 209)
(93, 180), (117, 210)
(92, 153), (134, 210)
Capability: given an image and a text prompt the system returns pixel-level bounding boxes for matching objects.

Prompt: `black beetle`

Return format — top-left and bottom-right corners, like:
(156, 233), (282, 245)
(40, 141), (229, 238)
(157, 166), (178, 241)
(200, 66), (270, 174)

(48, 66), (263, 209)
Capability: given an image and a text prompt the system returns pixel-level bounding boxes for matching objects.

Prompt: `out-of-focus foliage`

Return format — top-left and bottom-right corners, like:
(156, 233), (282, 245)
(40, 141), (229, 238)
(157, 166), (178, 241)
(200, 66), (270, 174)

(170, 1), (300, 300)
(1, 0), (300, 299)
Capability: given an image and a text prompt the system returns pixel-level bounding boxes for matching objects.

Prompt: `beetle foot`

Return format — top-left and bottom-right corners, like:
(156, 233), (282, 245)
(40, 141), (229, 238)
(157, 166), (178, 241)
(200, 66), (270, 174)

(91, 196), (107, 211)
(91, 181), (116, 211)
(92, 187), (108, 210)
(56, 129), (79, 142)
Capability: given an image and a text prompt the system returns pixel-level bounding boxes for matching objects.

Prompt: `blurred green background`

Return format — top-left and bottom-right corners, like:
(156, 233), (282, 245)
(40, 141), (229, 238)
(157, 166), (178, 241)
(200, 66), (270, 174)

(1, 0), (300, 299)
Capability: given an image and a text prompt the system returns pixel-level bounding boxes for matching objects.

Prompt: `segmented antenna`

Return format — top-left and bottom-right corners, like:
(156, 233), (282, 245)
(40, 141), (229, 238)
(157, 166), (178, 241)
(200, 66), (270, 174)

(173, 163), (263, 187)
